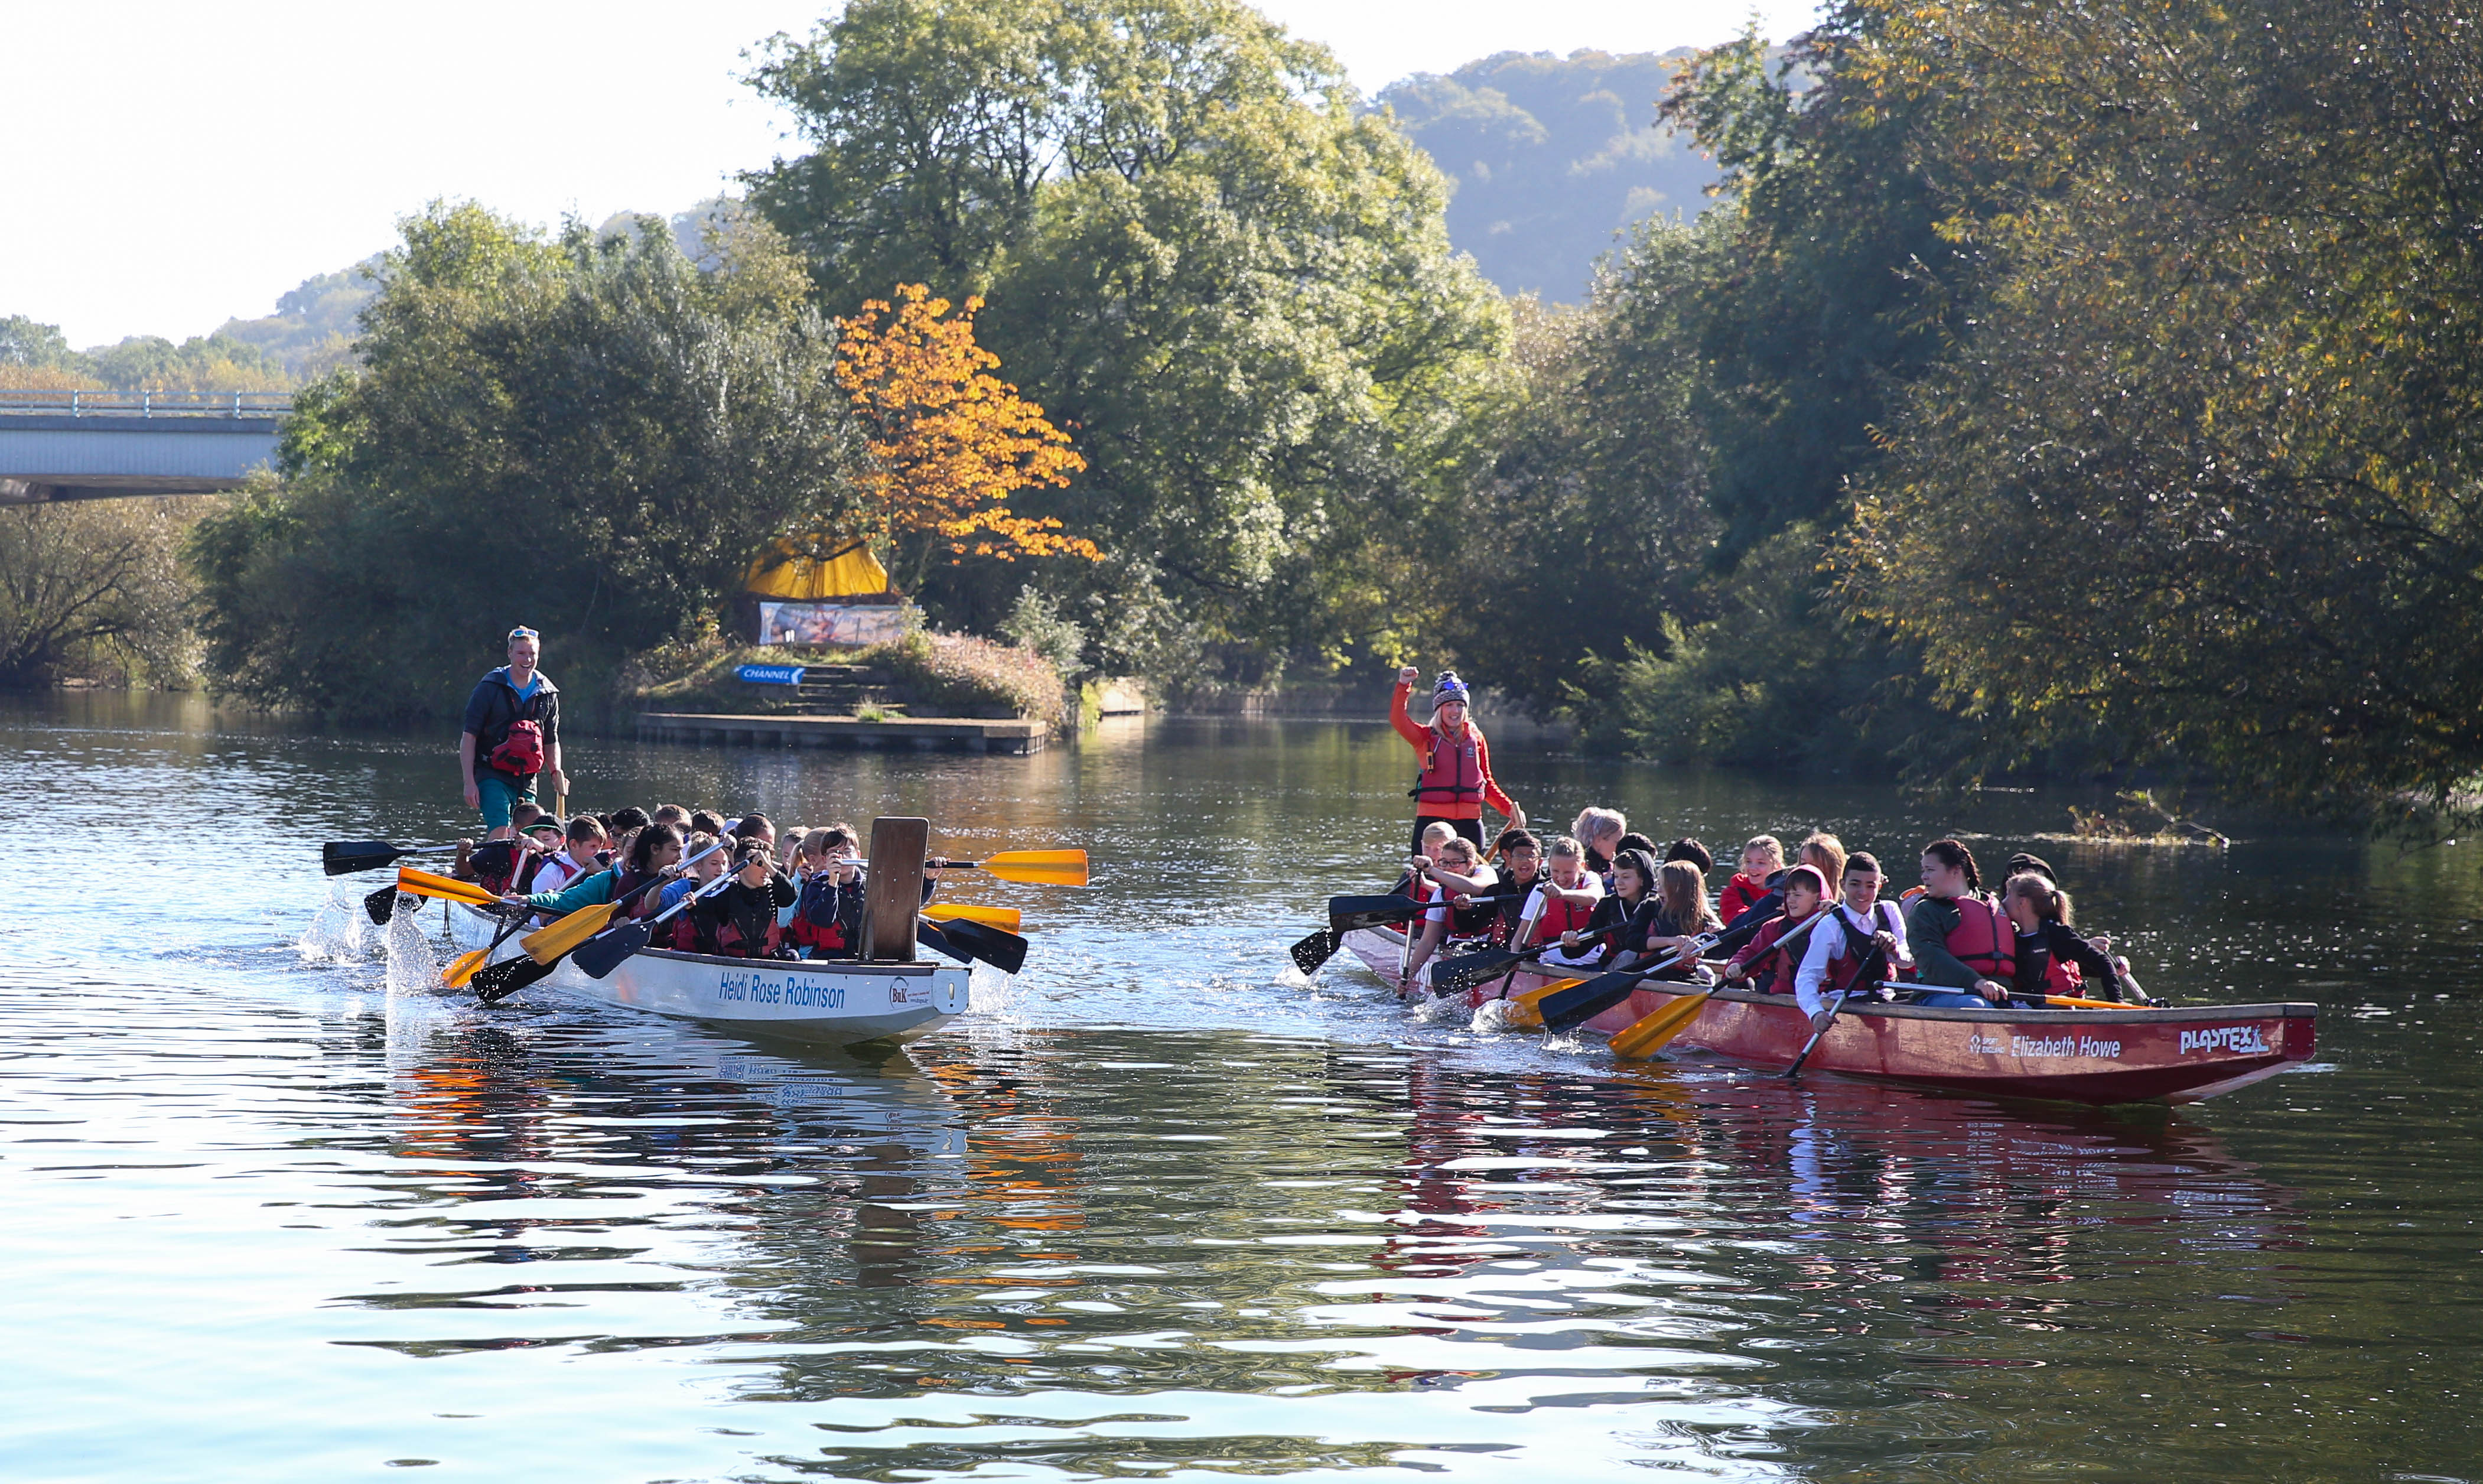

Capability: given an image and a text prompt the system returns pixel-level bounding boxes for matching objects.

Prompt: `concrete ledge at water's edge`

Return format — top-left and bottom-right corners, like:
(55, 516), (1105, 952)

(636, 711), (1050, 754)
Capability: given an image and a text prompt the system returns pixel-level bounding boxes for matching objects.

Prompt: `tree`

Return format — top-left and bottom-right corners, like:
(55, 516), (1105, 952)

(189, 201), (864, 720)
(835, 283), (1094, 584)
(1836, 0), (2483, 819)
(1435, 221), (1720, 709)
(0, 316), (76, 369)
(1659, 17), (1984, 561)
(747, 0), (1509, 680)
(0, 497), (202, 688)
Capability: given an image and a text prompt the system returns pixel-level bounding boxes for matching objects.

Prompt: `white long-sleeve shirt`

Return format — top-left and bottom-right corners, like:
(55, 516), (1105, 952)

(1794, 900), (1911, 1017)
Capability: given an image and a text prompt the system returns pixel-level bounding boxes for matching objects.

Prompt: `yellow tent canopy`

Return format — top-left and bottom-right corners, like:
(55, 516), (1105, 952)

(744, 537), (890, 600)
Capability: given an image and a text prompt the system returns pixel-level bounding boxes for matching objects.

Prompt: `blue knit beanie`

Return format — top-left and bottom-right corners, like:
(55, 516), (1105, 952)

(1433, 671), (1470, 706)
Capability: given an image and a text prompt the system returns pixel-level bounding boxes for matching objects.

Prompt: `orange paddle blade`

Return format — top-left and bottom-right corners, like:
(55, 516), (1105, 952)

(972, 850), (1088, 887)
(441, 948), (494, 988)
(1502, 977), (1587, 1031)
(1609, 991), (1713, 1060)
(396, 867), (502, 908)
(924, 903), (1024, 932)
(520, 902), (620, 964)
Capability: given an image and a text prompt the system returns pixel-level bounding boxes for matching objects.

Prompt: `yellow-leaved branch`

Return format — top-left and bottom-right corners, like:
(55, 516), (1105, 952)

(835, 284), (1098, 570)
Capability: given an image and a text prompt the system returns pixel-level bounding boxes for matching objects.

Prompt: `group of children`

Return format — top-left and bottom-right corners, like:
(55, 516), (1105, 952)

(1395, 807), (2147, 1024)
(455, 800), (922, 961)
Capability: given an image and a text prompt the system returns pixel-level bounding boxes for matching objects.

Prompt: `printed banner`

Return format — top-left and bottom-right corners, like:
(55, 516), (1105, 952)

(757, 602), (910, 648)
(736, 663), (806, 686)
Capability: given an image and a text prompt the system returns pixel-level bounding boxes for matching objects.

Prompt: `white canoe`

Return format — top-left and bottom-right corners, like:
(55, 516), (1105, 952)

(448, 903), (969, 1049)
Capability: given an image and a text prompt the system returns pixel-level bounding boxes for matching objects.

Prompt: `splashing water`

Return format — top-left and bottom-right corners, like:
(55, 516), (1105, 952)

(965, 960), (1016, 1016)
(296, 880), (376, 964)
(382, 895), (440, 995)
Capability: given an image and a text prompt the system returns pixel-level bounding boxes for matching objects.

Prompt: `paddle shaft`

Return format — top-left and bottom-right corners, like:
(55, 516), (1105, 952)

(1869, 981), (2146, 1011)
(1783, 987), (1853, 1079)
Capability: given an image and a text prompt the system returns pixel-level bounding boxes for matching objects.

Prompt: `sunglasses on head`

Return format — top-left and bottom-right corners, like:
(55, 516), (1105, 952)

(507, 626), (540, 643)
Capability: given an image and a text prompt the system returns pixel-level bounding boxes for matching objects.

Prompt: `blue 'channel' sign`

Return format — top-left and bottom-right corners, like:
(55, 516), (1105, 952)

(737, 663), (806, 686)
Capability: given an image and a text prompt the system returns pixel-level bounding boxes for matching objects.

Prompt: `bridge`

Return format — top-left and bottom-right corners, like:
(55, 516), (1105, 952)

(0, 390), (292, 503)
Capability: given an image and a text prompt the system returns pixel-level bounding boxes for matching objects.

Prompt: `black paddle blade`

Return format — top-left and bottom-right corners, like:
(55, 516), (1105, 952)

(915, 920), (969, 964)
(363, 884), (399, 925)
(1288, 926), (1337, 974)
(1539, 969), (1648, 1033)
(473, 952), (557, 1005)
(325, 840), (412, 876)
(935, 916), (1029, 975)
(1325, 894), (1428, 932)
(1428, 947), (1523, 997)
(572, 922), (651, 980)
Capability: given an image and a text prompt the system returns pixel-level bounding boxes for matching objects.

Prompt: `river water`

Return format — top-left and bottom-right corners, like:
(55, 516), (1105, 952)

(2, 694), (2477, 1482)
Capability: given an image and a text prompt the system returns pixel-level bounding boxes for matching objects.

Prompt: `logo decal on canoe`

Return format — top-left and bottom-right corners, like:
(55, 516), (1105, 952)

(2181, 1025), (2271, 1056)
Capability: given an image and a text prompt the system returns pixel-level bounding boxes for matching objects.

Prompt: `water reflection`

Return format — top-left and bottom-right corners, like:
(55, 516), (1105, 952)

(282, 995), (2327, 1478)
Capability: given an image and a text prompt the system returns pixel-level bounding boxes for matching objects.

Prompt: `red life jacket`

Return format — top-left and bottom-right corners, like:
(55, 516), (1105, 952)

(470, 839), (522, 896)
(1408, 726), (1485, 809)
(486, 719), (545, 776)
(1944, 894), (2015, 981)
(1528, 883), (1598, 945)
(1730, 912), (1812, 995)
(2045, 953), (2085, 997)
(1825, 902), (1905, 992)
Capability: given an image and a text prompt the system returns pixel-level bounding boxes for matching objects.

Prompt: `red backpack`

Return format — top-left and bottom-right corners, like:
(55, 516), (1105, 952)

(485, 718), (544, 776)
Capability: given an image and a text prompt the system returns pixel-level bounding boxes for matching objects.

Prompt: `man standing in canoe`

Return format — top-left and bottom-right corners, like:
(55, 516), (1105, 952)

(460, 626), (567, 842)
(1392, 666), (1524, 854)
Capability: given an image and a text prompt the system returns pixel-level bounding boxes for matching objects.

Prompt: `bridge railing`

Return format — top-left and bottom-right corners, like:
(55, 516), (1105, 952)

(0, 390), (295, 418)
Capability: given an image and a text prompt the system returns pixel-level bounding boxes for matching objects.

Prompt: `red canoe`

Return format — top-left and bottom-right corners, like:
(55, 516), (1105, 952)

(1337, 925), (2317, 1106)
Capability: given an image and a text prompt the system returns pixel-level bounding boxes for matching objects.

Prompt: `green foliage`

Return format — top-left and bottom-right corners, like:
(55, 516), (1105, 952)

(877, 628), (1069, 727)
(83, 334), (292, 393)
(187, 201), (864, 721)
(0, 314), (293, 392)
(1661, 16), (1979, 559)
(746, 0), (1511, 682)
(1433, 220), (1718, 711)
(0, 497), (206, 688)
(215, 260), (380, 380)
(1377, 49), (1719, 301)
(1000, 584), (1088, 683)
(1572, 525), (1981, 774)
(0, 316), (77, 369)
(1836, 0), (2483, 821)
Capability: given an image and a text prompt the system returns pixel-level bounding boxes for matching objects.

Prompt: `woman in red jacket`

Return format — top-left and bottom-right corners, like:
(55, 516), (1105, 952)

(1391, 667), (1524, 854)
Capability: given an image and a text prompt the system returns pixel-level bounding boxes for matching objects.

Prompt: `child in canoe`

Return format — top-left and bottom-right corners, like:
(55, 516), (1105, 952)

(1720, 864), (1831, 996)
(1720, 835), (1784, 924)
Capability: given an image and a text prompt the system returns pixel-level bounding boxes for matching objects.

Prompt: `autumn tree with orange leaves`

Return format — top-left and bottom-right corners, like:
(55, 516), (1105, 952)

(834, 284), (1096, 582)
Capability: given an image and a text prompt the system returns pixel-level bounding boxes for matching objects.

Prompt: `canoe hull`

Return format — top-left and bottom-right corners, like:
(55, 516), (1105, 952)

(450, 905), (967, 1048)
(1340, 925), (2316, 1106)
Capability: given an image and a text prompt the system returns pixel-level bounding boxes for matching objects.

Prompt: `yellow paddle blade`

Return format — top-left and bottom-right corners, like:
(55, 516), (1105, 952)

(441, 948), (493, 989)
(394, 868), (502, 908)
(2043, 992), (2137, 1010)
(924, 903), (1024, 932)
(1502, 977), (1587, 1031)
(1610, 991), (1714, 1060)
(520, 902), (620, 964)
(973, 850), (1088, 887)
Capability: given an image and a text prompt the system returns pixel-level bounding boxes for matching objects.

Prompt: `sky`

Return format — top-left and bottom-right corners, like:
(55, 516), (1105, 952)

(1, 1), (1819, 348)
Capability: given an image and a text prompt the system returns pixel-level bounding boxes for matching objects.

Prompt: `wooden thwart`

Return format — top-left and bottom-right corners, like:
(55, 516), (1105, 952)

(863, 817), (928, 962)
